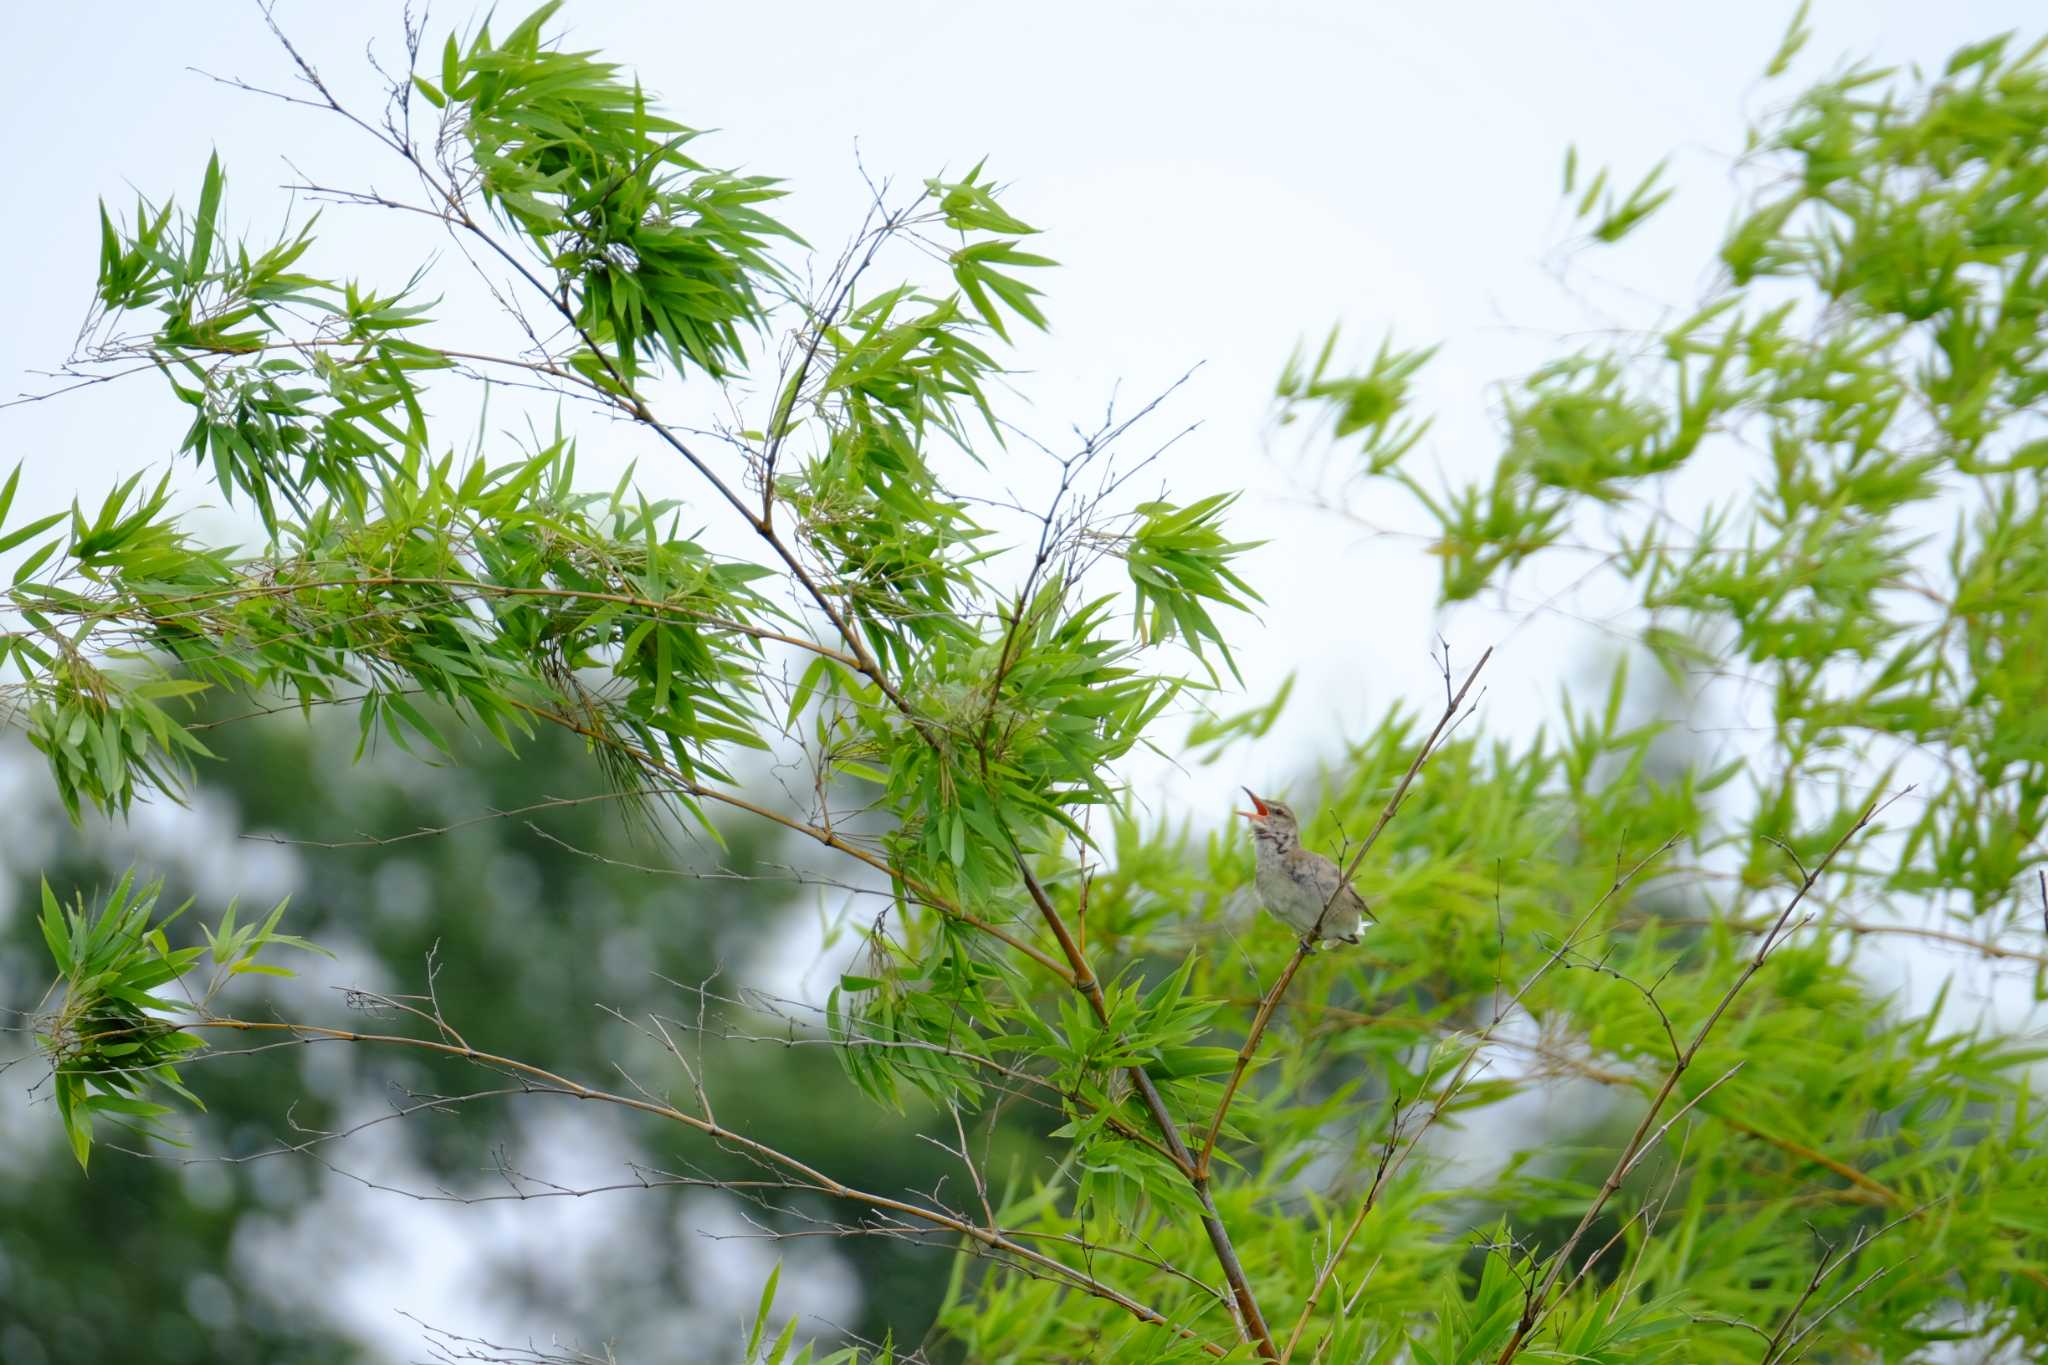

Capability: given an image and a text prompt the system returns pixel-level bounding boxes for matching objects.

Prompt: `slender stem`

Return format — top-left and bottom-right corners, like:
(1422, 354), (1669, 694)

(513, 698), (1074, 985)
(1277, 1097), (1406, 1363)
(1278, 835), (1682, 1362)
(1015, 855), (1281, 1361)
(758, 193), (926, 524)
(1330, 646), (1494, 898)
(191, 1018), (1222, 1356)
(1196, 945), (1310, 1174)
(1197, 646), (1492, 1179)
(1490, 790), (1902, 1365)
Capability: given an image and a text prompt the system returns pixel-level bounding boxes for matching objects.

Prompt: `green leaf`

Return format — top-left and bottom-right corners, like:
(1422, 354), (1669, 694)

(1764, 0), (1813, 78)
(190, 152), (223, 278)
(38, 879), (72, 973)
(0, 511), (67, 557)
(747, 1262), (782, 1358)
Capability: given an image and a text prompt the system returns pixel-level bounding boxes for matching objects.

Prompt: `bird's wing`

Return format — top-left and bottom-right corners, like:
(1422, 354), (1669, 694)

(1304, 854), (1371, 917)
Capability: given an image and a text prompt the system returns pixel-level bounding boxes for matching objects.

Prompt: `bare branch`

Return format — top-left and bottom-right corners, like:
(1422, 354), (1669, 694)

(190, 1015), (1228, 1357)
(1013, 853), (1280, 1359)
(1199, 644), (1493, 1180)
(1492, 788), (1908, 1365)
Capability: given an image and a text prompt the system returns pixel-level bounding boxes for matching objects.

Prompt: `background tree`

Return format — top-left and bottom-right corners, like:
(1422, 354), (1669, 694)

(6, 5), (2048, 1363)
(1, 701), (1024, 1362)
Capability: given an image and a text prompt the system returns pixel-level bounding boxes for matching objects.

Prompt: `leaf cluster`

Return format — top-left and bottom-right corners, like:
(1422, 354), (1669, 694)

(34, 870), (314, 1170)
(417, 2), (797, 382)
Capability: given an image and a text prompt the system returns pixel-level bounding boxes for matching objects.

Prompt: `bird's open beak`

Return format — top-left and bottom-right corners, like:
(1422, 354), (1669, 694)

(1236, 786), (1270, 821)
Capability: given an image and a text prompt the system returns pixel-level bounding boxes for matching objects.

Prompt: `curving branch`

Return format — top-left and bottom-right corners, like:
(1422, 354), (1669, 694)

(1014, 853), (1281, 1360)
(1198, 644), (1492, 1180)
(1277, 833), (1683, 1362)
(1490, 787), (1907, 1365)
(187, 1015), (1227, 1357)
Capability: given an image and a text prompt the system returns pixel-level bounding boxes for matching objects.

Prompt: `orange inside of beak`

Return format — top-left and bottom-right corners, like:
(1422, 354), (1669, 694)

(1237, 788), (1269, 820)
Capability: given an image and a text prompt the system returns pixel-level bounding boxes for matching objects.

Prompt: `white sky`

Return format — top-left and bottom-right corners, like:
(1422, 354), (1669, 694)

(8, 1), (2038, 791)
(4, 2), (2042, 1357)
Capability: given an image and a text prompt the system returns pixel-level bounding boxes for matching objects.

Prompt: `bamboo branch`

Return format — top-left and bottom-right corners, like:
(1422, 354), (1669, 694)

(1197, 645), (1491, 1179)
(1277, 835), (1682, 1362)
(191, 1017), (1223, 1356)
(1491, 789), (1905, 1365)
(1015, 855), (1282, 1361)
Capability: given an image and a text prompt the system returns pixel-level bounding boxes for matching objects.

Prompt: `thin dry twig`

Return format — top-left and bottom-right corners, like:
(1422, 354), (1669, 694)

(1491, 788), (1908, 1365)
(1198, 643), (1492, 1180)
(190, 1015), (1228, 1358)
(1014, 856), (1280, 1360)
(1277, 833), (1684, 1363)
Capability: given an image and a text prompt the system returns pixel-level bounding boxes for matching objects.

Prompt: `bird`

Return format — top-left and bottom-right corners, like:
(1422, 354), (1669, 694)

(1237, 788), (1370, 946)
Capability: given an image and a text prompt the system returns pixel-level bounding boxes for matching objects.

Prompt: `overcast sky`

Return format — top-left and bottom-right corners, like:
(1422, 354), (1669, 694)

(4, 2), (2041, 1357)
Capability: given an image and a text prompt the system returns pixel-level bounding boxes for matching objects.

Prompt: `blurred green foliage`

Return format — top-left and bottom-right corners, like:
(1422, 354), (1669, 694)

(1, 705), (1045, 1361)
